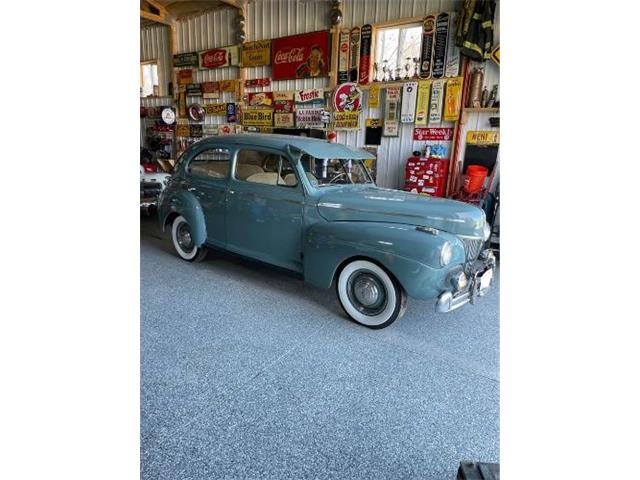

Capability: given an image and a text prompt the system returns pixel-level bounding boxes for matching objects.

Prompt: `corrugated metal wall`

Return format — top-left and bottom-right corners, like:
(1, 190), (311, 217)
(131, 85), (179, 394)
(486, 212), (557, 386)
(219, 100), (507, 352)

(140, 24), (171, 97)
(141, 0), (499, 190)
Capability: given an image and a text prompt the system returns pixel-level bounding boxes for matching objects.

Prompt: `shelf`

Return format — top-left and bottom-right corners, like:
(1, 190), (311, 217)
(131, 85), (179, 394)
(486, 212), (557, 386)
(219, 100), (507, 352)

(463, 107), (499, 113)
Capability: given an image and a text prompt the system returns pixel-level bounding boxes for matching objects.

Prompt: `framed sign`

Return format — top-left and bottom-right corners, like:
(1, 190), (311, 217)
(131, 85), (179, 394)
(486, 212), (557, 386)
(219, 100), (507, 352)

(202, 81), (220, 99)
(241, 40), (271, 67)
(271, 31), (330, 80)
(242, 109), (273, 126)
(334, 111), (360, 130)
(466, 130), (500, 145)
(274, 112), (294, 128)
(173, 52), (198, 67)
(413, 127), (454, 141)
(333, 83), (362, 112)
(198, 45), (240, 69)
(295, 108), (324, 128)
(274, 91), (294, 113)
(248, 92), (274, 107)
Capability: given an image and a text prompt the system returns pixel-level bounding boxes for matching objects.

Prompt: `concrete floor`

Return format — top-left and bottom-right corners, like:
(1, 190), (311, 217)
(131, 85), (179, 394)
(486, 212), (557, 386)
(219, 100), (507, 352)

(140, 214), (499, 480)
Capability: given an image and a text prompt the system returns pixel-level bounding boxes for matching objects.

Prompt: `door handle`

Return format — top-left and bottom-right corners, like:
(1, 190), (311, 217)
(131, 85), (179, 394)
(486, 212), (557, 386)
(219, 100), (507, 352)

(187, 187), (196, 192)
(228, 190), (235, 194)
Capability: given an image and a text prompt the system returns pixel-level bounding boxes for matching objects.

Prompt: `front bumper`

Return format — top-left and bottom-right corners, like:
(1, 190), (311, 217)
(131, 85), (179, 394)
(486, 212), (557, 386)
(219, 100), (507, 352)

(435, 250), (496, 313)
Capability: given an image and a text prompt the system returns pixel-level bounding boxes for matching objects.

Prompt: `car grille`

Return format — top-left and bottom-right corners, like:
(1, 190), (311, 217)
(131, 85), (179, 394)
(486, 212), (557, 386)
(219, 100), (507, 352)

(459, 236), (484, 262)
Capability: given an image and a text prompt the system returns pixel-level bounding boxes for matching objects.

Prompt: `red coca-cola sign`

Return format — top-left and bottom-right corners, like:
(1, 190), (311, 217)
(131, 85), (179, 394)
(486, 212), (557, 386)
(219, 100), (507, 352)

(199, 48), (228, 69)
(271, 31), (330, 80)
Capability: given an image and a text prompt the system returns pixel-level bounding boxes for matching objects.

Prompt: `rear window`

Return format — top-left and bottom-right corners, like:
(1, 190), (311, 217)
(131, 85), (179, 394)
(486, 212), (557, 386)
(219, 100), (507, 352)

(187, 148), (231, 179)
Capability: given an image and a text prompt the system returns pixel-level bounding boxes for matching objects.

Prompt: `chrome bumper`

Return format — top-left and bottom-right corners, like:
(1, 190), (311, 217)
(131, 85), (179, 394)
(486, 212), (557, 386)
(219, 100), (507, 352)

(435, 250), (496, 313)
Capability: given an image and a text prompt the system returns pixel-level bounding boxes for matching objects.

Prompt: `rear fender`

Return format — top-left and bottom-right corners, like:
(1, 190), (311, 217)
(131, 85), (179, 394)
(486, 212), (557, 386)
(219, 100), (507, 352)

(303, 221), (465, 300)
(159, 190), (207, 247)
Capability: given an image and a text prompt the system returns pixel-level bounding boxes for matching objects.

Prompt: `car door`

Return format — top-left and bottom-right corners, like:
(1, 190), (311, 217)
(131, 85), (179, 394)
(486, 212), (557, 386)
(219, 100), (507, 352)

(182, 145), (232, 248)
(225, 147), (305, 272)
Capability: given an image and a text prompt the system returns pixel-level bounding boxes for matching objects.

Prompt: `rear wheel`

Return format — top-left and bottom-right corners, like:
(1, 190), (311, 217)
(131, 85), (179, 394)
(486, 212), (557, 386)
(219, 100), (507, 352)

(336, 259), (407, 329)
(171, 215), (208, 262)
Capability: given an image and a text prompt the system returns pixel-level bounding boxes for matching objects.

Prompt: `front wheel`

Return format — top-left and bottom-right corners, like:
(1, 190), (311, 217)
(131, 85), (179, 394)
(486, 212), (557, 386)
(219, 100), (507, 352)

(336, 259), (407, 329)
(171, 215), (208, 262)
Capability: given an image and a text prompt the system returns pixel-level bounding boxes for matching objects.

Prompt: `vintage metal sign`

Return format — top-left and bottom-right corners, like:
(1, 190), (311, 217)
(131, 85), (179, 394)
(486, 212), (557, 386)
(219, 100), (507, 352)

(428, 80), (444, 124)
(185, 83), (202, 96)
(202, 81), (220, 99)
(419, 16), (436, 79)
(349, 27), (360, 82)
(467, 130), (500, 145)
(443, 77), (463, 121)
(241, 40), (271, 67)
(176, 124), (190, 137)
(333, 83), (362, 112)
(203, 124), (219, 136)
(337, 29), (350, 84)
(178, 69), (193, 85)
(174, 52), (199, 67)
(226, 103), (237, 123)
(190, 124), (203, 138)
(274, 112), (295, 127)
(490, 44), (500, 66)
(415, 80), (432, 126)
(274, 91), (294, 113)
(413, 127), (454, 141)
(198, 45), (240, 69)
(334, 111), (360, 130)
(445, 12), (460, 77)
(295, 108), (325, 128)
(271, 31), (330, 80)
(385, 86), (401, 101)
(365, 118), (383, 128)
(358, 25), (372, 85)
(383, 87), (401, 136)
(368, 84), (380, 108)
(219, 80), (238, 94)
(244, 77), (271, 88)
(431, 13), (449, 79)
(204, 103), (227, 115)
(294, 88), (325, 107)
(400, 82), (418, 123)
(218, 124), (234, 135)
(248, 92), (274, 107)
(242, 108), (273, 126)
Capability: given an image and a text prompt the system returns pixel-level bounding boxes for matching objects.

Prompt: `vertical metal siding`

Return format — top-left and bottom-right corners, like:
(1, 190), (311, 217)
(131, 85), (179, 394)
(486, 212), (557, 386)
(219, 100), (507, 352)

(140, 24), (171, 97)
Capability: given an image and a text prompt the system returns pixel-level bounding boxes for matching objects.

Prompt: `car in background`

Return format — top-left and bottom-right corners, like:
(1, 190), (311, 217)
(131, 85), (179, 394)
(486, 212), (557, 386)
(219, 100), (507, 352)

(158, 134), (495, 329)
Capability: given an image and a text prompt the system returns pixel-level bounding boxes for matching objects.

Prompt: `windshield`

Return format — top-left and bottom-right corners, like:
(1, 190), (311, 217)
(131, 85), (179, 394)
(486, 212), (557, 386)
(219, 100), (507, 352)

(300, 154), (373, 187)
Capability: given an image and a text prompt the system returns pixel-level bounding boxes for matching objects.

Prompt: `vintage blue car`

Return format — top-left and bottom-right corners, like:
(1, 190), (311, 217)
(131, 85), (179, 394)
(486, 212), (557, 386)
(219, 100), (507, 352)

(158, 134), (495, 329)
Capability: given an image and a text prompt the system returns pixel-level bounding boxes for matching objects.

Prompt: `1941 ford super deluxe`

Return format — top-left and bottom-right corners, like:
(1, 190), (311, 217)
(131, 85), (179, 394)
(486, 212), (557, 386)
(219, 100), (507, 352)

(158, 134), (495, 329)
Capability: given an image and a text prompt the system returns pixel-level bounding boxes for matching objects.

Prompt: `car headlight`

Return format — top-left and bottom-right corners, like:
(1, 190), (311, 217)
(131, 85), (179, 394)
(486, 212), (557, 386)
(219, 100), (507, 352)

(483, 222), (491, 241)
(440, 241), (453, 266)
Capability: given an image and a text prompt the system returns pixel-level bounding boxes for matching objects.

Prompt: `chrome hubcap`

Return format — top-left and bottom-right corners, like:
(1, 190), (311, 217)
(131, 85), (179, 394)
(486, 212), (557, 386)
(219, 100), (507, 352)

(346, 270), (387, 316)
(176, 222), (194, 252)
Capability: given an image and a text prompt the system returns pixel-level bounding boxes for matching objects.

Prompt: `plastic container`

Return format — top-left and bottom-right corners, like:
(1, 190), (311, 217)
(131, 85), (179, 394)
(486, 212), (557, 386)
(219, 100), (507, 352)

(463, 165), (488, 193)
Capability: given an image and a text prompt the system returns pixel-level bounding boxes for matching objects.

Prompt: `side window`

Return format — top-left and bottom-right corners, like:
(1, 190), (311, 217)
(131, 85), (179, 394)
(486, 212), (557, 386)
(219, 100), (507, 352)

(187, 148), (231, 179)
(235, 149), (298, 187)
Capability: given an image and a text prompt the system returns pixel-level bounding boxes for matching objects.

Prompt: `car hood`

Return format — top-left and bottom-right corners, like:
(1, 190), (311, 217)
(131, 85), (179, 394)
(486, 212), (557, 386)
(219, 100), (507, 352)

(316, 186), (486, 236)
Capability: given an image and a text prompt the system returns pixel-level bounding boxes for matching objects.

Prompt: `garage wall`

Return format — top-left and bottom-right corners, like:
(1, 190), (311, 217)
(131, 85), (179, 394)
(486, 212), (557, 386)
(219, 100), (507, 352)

(140, 24), (172, 97)
(143, 0), (499, 190)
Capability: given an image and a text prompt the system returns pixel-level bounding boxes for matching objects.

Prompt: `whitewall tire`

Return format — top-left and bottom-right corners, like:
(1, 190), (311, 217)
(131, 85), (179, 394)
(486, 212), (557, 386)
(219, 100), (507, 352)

(171, 215), (208, 262)
(336, 259), (407, 329)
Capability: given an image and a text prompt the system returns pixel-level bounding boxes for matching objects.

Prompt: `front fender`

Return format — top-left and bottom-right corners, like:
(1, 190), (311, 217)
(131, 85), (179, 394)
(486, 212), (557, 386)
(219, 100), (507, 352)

(158, 189), (207, 247)
(303, 221), (465, 300)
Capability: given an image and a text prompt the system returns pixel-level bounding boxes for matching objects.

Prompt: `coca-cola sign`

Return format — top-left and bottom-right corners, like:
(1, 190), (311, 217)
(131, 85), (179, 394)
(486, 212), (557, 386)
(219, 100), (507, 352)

(198, 45), (239, 69)
(271, 31), (330, 80)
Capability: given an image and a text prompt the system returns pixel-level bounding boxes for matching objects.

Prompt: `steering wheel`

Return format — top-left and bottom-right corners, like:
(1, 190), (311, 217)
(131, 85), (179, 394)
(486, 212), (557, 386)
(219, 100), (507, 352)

(328, 172), (348, 184)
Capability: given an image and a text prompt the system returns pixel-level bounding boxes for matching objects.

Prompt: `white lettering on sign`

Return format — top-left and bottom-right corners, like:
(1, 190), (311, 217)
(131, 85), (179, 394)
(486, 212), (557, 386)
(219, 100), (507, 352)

(274, 48), (305, 64)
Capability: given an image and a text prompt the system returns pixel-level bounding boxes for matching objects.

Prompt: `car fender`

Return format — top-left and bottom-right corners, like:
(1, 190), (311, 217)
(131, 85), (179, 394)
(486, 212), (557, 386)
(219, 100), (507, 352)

(158, 189), (207, 247)
(303, 221), (466, 300)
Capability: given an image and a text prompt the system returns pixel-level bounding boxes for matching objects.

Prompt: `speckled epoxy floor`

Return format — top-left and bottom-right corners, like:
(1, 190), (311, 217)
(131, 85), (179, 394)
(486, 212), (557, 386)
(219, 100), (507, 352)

(140, 214), (499, 480)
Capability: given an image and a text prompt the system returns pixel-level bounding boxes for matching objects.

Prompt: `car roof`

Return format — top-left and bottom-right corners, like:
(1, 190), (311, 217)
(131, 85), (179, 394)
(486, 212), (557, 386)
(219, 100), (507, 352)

(195, 134), (375, 160)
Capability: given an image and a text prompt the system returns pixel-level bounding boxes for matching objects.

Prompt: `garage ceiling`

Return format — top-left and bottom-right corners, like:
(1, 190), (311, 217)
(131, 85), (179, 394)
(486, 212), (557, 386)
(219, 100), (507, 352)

(140, 0), (244, 27)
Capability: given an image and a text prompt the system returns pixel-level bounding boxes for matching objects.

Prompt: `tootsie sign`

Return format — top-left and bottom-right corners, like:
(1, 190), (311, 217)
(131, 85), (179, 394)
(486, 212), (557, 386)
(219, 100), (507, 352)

(271, 31), (330, 80)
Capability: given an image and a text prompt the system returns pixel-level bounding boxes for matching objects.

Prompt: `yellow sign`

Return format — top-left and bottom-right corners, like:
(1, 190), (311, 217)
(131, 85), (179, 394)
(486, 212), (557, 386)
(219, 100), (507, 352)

(490, 44), (500, 66)
(273, 91), (293, 101)
(219, 80), (237, 93)
(368, 84), (380, 108)
(334, 111), (360, 130)
(241, 40), (271, 67)
(204, 103), (227, 116)
(242, 108), (274, 126)
(443, 77), (463, 122)
(365, 118), (383, 127)
(274, 112), (294, 127)
(414, 80), (432, 126)
(176, 124), (190, 137)
(467, 130), (500, 145)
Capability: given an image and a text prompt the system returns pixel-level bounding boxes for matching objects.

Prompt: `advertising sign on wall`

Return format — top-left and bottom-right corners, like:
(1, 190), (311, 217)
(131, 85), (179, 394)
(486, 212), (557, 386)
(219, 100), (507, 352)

(174, 52), (199, 67)
(400, 81), (418, 123)
(334, 111), (360, 130)
(337, 29), (350, 84)
(274, 91), (294, 113)
(294, 88), (325, 107)
(226, 103), (237, 123)
(177, 69), (193, 85)
(413, 127), (454, 141)
(466, 130), (500, 145)
(204, 103), (227, 116)
(244, 78), (271, 88)
(295, 108), (324, 128)
(271, 31), (330, 80)
(443, 77), (463, 121)
(333, 83), (362, 112)
(248, 92), (274, 107)
(274, 112), (295, 128)
(202, 81), (220, 99)
(358, 24), (373, 85)
(199, 45), (240, 69)
(429, 80), (444, 124)
(368, 84), (380, 108)
(185, 83), (202, 96)
(242, 108), (273, 126)
(241, 40), (271, 66)
(415, 80), (432, 126)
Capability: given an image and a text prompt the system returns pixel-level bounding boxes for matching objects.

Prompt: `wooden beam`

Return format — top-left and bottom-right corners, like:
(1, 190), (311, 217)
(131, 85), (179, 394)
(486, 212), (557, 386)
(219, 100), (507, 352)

(140, 9), (171, 26)
(218, 0), (244, 9)
(143, 0), (168, 15)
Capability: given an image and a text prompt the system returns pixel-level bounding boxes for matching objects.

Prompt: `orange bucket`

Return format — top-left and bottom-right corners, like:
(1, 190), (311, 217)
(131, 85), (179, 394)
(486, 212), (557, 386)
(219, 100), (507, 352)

(463, 165), (489, 193)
